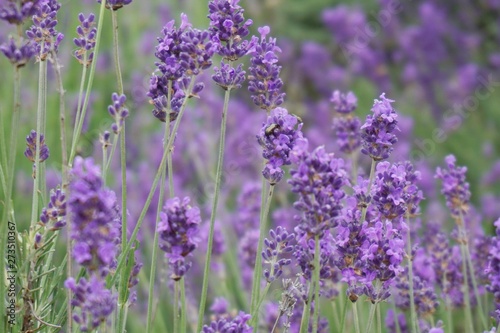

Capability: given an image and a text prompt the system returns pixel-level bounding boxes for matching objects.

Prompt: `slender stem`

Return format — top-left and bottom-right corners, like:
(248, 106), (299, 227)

(458, 236), (475, 333)
(299, 284), (314, 333)
(71, 53), (88, 151)
(251, 176), (267, 313)
(406, 213), (418, 333)
(366, 302), (378, 333)
(51, 52), (68, 186)
(196, 87), (232, 332)
(312, 235), (321, 333)
(339, 296), (348, 333)
(249, 184), (275, 329)
(111, 9), (124, 95)
(108, 78), (196, 288)
(445, 295), (453, 333)
(377, 303), (382, 333)
(352, 302), (361, 333)
(174, 281), (179, 333)
(69, 0), (108, 165)
(180, 278), (187, 333)
(391, 300), (402, 333)
(250, 282), (271, 327)
(360, 159), (377, 223)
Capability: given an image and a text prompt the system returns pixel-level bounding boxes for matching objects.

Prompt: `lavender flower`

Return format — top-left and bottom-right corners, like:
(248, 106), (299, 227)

(212, 61), (246, 90)
(257, 108), (303, 184)
(65, 275), (117, 332)
(201, 311), (252, 333)
(0, 37), (35, 67)
(40, 187), (66, 230)
(0, 0), (40, 25)
(24, 130), (49, 163)
(262, 226), (294, 282)
(69, 157), (120, 275)
(395, 272), (439, 316)
(26, 0), (64, 60)
(248, 26), (285, 111)
(97, 0), (132, 11)
(360, 93), (399, 161)
(107, 92), (129, 134)
(385, 309), (409, 333)
(435, 155), (471, 218)
(157, 196), (201, 280)
(73, 13), (96, 66)
(486, 218), (500, 322)
(330, 90), (357, 114)
(332, 116), (361, 155)
(294, 230), (335, 281)
(288, 138), (348, 236)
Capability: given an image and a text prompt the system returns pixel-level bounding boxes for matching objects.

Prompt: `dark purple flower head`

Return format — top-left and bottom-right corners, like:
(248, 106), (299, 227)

(330, 90), (357, 114)
(69, 157), (120, 275)
(372, 161), (423, 220)
(332, 115), (361, 155)
(208, 0), (253, 60)
(435, 155), (470, 218)
(65, 275), (117, 332)
(289, 138), (348, 236)
(157, 196), (201, 280)
(248, 26), (285, 111)
(262, 226), (294, 282)
(395, 270), (439, 316)
(25, 0), (64, 60)
(294, 229), (335, 281)
(201, 311), (252, 333)
(73, 13), (96, 66)
(486, 219), (500, 322)
(40, 187), (66, 230)
(0, 37), (35, 67)
(360, 93), (399, 161)
(24, 130), (49, 163)
(257, 107), (303, 184)
(212, 61), (245, 90)
(97, 0), (132, 11)
(107, 92), (129, 134)
(148, 74), (185, 123)
(0, 0), (40, 25)
(234, 181), (261, 237)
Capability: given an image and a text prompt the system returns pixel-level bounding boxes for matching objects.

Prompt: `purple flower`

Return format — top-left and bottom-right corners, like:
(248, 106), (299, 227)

(257, 108), (303, 184)
(288, 138), (348, 236)
(385, 309), (408, 333)
(294, 230), (335, 281)
(40, 187), (66, 230)
(212, 61), (246, 90)
(107, 92), (129, 134)
(69, 157), (120, 275)
(248, 26), (285, 111)
(65, 275), (117, 332)
(201, 311), (252, 333)
(73, 13), (96, 66)
(262, 226), (294, 282)
(0, 0), (40, 25)
(360, 93), (399, 161)
(208, 0), (253, 61)
(0, 37), (35, 67)
(435, 155), (470, 218)
(24, 130), (49, 163)
(395, 271), (439, 316)
(234, 182), (261, 237)
(330, 90), (357, 114)
(332, 115), (361, 155)
(25, 0), (64, 60)
(157, 196), (201, 280)
(97, 0), (132, 11)
(486, 219), (500, 322)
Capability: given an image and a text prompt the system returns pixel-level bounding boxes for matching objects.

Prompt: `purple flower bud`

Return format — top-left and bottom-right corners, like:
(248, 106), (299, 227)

(435, 155), (470, 218)
(262, 226), (294, 282)
(24, 130), (49, 163)
(212, 61), (246, 90)
(40, 187), (66, 230)
(0, 37), (35, 67)
(73, 12), (96, 66)
(330, 90), (357, 114)
(107, 93), (129, 134)
(0, 0), (40, 25)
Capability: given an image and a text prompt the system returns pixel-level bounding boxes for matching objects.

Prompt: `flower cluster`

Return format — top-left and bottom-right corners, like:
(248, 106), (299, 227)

(40, 187), (66, 230)
(24, 130), (49, 163)
(360, 93), (399, 161)
(435, 154), (471, 218)
(107, 92), (129, 134)
(157, 196), (201, 280)
(289, 138), (348, 236)
(97, 0), (132, 11)
(68, 157), (120, 275)
(73, 13), (97, 66)
(64, 276), (117, 332)
(331, 90), (361, 154)
(262, 226), (294, 282)
(486, 219), (500, 322)
(0, 0), (40, 25)
(248, 26), (285, 111)
(0, 37), (35, 67)
(26, 0), (64, 60)
(257, 108), (303, 184)
(201, 311), (252, 333)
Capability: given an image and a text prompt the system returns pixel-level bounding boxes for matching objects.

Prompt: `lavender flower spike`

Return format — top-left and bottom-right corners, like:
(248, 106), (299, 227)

(158, 196), (201, 280)
(435, 154), (471, 218)
(201, 311), (252, 333)
(331, 90), (357, 114)
(360, 93), (399, 161)
(97, 0), (132, 11)
(24, 130), (49, 163)
(107, 92), (129, 134)
(257, 107), (303, 185)
(73, 13), (97, 66)
(486, 218), (500, 322)
(0, 0), (40, 25)
(331, 90), (361, 154)
(40, 187), (66, 230)
(262, 226), (294, 282)
(0, 37), (35, 67)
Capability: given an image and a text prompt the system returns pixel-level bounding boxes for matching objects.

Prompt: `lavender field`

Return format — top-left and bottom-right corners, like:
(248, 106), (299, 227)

(1, 0), (500, 332)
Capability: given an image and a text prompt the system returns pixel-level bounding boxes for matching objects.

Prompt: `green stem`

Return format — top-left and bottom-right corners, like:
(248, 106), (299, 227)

(377, 303), (382, 333)
(69, 0), (108, 165)
(250, 282), (271, 327)
(180, 278), (187, 333)
(366, 302), (378, 333)
(391, 299), (402, 333)
(111, 9), (124, 95)
(352, 302), (361, 333)
(299, 284), (315, 333)
(360, 159), (377, 223)
(196, 87), (232, 332)
(71, 52), (88, 153)
(458, 235), (475, 333)
(312, 235), (321, 333)
(445, 297), (453, 333)
(249, 184), (275, 330)
(108, 77), (195, 288)
(406, 212), (418, 333)
(174, 281), (179, 333)
(339, 296), (348, 333)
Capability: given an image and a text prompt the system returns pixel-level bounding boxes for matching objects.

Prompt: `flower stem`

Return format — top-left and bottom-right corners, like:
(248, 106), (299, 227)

(312, 235), (321, 333)
(299, 283), (315, 333)
(174, 281), (179, 333)
(366, 302), (378, 333)
(180, 278), (187, 333)
(339, 295), (348, 333)
(196, 87), (232, 332)
(111, 9), (123, 95)
(360, 159), (377, 223)
(406, 212), (419, 333)
(249, 184), (275, 329)
(458, 234), (475, 333)
(377, 302), (382, 333)
(352, 302), (361, 333)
